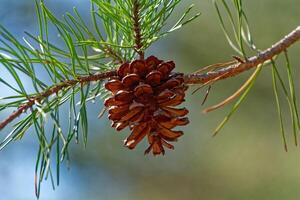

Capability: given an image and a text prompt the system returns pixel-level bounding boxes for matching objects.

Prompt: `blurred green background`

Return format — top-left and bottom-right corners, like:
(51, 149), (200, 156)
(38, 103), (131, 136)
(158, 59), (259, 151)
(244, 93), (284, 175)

(0, 0), (300, 199)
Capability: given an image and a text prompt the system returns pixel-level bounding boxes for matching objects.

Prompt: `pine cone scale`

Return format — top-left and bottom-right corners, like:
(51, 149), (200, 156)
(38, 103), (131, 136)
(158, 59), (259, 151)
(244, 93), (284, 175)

(125, 125), (151, 149)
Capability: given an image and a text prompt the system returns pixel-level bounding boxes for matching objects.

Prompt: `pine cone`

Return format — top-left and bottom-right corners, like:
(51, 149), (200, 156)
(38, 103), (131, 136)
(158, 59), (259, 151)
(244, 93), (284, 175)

(104, 56), (189, 155)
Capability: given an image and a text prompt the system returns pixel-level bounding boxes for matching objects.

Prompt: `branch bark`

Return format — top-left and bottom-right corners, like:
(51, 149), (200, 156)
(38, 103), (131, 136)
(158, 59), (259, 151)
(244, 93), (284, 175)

(0, 71), (117, 130)
(184, 26), (300, 84)
(0, 26), (299, 132)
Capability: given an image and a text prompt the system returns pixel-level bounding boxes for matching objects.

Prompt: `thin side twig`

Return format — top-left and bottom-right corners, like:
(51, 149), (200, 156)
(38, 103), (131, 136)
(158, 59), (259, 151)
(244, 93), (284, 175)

(104, 46), (124, 64)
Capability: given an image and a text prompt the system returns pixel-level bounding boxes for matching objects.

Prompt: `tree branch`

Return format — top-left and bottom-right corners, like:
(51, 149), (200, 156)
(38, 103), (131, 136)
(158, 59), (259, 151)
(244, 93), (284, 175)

(0, 26), (299, 132)
(184, 26), (300, 84)
(0, 71), (117, 131)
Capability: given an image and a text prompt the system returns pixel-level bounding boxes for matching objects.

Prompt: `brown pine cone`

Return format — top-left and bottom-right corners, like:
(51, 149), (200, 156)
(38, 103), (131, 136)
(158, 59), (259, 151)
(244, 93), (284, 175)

(104, 56), (189, 155)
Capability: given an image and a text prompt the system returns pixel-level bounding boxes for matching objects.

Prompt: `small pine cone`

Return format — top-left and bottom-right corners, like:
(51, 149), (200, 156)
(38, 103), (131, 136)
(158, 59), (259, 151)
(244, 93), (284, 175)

(104, 56), (189, 155)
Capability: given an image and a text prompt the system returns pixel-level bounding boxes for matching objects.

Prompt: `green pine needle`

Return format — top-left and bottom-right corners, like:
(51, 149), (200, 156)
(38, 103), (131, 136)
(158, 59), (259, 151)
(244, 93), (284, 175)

(271, 61), (288, 151)
(213, 65), (262, 136)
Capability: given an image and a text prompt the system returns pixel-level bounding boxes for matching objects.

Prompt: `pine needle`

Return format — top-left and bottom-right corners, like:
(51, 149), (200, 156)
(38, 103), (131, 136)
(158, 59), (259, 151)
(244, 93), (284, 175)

(203, 64), (262, 113)
(271, 61), (288, 152)
(192, 71), (230, 95)
(213, 64), (262, 136)
(193, 60), (237, 74)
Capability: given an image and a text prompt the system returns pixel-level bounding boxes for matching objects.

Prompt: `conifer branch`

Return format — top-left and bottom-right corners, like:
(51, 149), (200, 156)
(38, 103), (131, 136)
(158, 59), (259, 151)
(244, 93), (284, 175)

(0, 26), (299, 133)
(0, 71), (117, 131)
(185, 26), (300, 84)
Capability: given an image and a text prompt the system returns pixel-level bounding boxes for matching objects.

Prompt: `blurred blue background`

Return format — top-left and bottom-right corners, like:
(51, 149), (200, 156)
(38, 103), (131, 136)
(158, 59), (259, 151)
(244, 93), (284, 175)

(1, 0), (300, 199)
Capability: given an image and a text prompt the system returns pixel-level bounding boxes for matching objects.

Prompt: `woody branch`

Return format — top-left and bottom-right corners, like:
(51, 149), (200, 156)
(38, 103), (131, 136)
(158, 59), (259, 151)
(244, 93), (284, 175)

(0, 26), (299, 132)
(184, 26), (300, 84)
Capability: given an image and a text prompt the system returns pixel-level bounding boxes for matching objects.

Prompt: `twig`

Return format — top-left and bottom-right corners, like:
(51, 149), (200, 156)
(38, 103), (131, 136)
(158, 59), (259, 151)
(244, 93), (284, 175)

(0, 26), (300, 132)
(184, 26), (300, 84)
(132, 0), (144, 60)
(0, 71), (116, 131)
